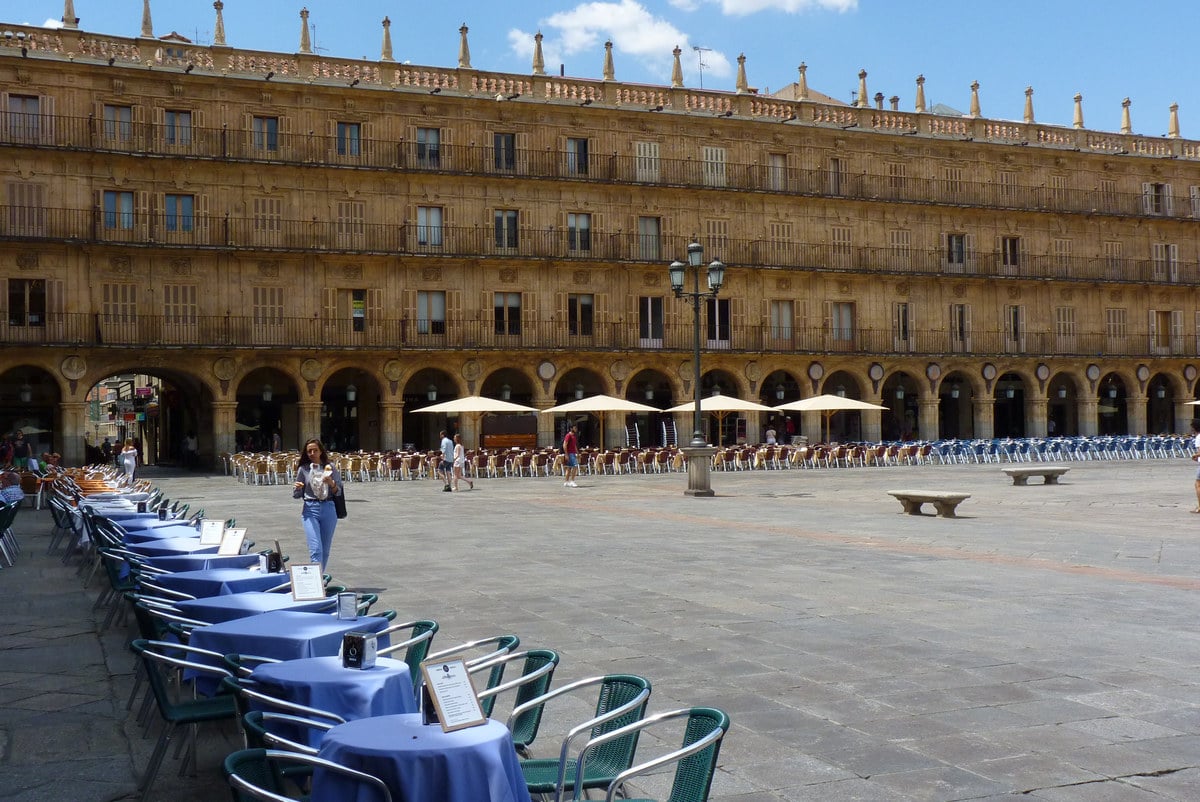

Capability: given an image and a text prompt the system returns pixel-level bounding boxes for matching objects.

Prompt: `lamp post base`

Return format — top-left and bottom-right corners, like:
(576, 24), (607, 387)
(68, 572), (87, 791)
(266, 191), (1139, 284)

(680, 444), (717, 497)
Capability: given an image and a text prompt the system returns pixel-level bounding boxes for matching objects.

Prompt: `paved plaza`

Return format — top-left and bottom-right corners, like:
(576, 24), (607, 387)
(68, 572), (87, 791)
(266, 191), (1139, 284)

(6, 457), (1200, 801)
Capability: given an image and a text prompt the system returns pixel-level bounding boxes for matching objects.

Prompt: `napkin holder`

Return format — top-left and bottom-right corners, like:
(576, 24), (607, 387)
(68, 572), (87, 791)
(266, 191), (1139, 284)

(136, 501), (148, 513)
(341, 631), (376, 670)
(336, 592), (358, 620)
(157, 507), (168, 520)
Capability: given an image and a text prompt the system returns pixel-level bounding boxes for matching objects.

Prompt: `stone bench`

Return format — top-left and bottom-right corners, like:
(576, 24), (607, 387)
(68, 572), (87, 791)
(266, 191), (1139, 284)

(1002, 466), (1070, 486)
(887, 490), (971, 518)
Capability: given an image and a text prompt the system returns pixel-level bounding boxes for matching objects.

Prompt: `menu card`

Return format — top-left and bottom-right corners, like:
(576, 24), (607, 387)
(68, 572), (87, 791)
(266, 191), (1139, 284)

(419, 658), (487, 732)
(289, 563), (326, 601)
(198, 519), (225, 546)
(216, 527), (246, 555)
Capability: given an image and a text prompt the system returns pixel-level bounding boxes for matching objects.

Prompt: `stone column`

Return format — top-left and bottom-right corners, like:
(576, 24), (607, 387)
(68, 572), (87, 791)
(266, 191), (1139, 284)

(534, 401), (555, 448)
(1175, 401), (1195, 435)
(1026, 395), (1048, 438)
(801, 411), (822, 443)
(675, 411), (696, 445)
(59, 401), (88, 467)
(1124, 393), (1147, 435)
(916, 399), (939, 441)
(379, 401), (404, 451)
(211, 401), (238, 460)
(973, 398), (995, 440)
(861, 409), (883, 442)
(296, 401), (322, 443)
(1078, 399), (1099, 436)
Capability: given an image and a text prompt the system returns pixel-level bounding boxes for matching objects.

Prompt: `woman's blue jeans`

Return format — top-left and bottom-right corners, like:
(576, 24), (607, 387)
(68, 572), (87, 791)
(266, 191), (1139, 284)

(301, 499), (337, 571)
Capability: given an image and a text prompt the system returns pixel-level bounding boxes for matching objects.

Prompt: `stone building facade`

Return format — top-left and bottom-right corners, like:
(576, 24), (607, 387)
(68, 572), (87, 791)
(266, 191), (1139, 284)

(3, 5), (1199, 466)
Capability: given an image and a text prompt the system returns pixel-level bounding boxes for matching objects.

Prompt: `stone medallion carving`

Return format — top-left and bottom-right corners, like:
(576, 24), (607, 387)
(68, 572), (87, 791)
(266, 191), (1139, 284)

(744, 361), (761, 382)
(300, 359), (324, 382)
(382, 360), (404, 382)
(537, 360), (556, 381)
(838, 281), (851, 295)
(642, 272), (661, 287)
(610, 360), (630, 382)
(895, 282), (910, 297)
(257, 261), (280, 278)
(776, 277), (792, 291)
(60, 355), (87, 381)
(16, 253), (39, 270)
(952, 284), (966, 298)
(1007, 286), (1022, 299)
(213, 357), (237, 381)
(498, 268), (518, 283)
(170, 258), (192, 275)
(572, 270), (590, 285)
(462, 360), (482, 382)
(341, 264), (363, 280)
(422, 267), (442, 281)
(678, 361), (694, 382)
(109, 256), (133, 274)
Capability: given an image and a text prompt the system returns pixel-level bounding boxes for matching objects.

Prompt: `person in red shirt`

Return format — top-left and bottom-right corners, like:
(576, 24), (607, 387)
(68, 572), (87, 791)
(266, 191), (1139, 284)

(562, 424), (579, 488)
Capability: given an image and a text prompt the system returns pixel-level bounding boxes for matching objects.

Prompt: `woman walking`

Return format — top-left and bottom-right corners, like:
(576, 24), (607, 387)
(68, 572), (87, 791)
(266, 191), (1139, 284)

(292, 438), (342, 571)
(119, 438), (138, 484)
(452, 433), (473, 491)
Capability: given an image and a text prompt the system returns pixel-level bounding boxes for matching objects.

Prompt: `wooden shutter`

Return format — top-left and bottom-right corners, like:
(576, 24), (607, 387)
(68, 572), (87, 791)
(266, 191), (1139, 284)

(1164, 184), (1175, 217)
(1142, 183), (1153, 214)
(323, 287), (337, 331)
(1148, 309), (1157, 353)
(1172, 310), (1184, 353)
(964, 234), (977, 273)
(137, 190), (152, 240)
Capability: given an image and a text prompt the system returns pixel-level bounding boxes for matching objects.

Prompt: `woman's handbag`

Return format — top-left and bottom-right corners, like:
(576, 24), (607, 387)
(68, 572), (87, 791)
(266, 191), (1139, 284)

(332, 485), (347, 519)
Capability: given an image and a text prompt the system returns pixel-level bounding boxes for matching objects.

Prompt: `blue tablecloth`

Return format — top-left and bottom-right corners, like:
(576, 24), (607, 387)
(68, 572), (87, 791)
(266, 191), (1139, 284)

(155, 568), (288, 598)
(117, 517), (190, 532)
(176, 592), (335, 624)
(187, 611), (391, 695)
(125, 538), (222, 558)
(122, 525), (202, 544)
(88, 506), (147, 518)
(251, 656), (417, 747)
(314, 714), (531, 802)
(141, 553), (259, 573)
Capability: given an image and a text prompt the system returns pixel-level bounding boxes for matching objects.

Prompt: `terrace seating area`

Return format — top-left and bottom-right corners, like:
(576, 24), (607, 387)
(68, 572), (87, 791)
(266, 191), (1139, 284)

(218, 434), (1193, 488)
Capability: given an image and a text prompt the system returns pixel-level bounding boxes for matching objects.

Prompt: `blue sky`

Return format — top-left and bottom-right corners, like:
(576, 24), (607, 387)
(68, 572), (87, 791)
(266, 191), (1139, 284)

(16, 1), (1200, 135)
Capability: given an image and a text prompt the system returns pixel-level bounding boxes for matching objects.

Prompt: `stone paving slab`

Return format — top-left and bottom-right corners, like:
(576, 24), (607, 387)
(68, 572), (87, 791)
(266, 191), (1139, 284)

(3, 459), (1200, 800)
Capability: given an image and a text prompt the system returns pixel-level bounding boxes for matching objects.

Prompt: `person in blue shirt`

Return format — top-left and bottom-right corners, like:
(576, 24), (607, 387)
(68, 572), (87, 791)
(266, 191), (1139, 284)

(0, 472), (24, 505)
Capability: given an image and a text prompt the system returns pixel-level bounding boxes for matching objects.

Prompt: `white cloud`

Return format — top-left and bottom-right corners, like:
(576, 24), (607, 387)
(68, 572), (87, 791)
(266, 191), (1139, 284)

(667, 0), (701, 10)
(512, 0), (732, 83)
(41, 18), (64, 29)
(713, 0), (856, 13)
(508, 28), (563, 76)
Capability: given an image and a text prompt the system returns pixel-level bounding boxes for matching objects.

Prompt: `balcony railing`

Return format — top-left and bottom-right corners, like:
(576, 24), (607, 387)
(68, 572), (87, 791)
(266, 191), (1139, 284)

(1, 313), (1191, 359)
(2, 111), (1198, 222)
(2, 206), (1197, 286)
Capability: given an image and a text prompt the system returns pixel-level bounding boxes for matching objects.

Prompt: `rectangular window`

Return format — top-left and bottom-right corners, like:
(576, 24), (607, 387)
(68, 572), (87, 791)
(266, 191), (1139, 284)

(997, 171), (1018, 203)
(1052, 238), (1072, 270)
(1001, 236), (1021, 273)
(1106, 307), (1127, 351)
(827, 157), (846, 195)
(103, 190), (134, 230)
(252, 197), (282, 235)
(336, 122), (361, 156)
(638, 296), (664, 347)
(1191, 186), (1200, 219)
(7, 278), (46, 327)
(1142, 182), (1173, 216)
(830, 225), (852, 268)
(566, 137), (589, 175)
(1055, 306), (1076, 350)
(887, 162), (907, 193)
(702, 146), (727, 187)
(416, 127), (440, 167)
(567, 212), (591, 252)
(6, 181), (45, 236)
(1149, 310), (1182, 355)
(1099, 179), (1118, 212)
(1104, 240), (1123, 279)
(252, 286), (284, 326)
(7, 94), (40, 142)
(103, 104), (133, 142)
(892, 302), (911, 351)
(1048, 174), (1068, 207)
(830, 301), (855, 345)
(945, 233), (967, 270)
(770, 300), (793, 341)
(335, 200), (365, 243)
(705, 298), (731, 348)
(252, 116), (279, 152)
(164, 194), (194, 232)
(162, 283), (197, 325)
(417, 290), (446, 335)
(943, 166), (963, 196)
(888, 229), (911, 269)
(768, 221), (792, 264)
(164, 109), (192, 146)
(493, 209), (518, 249)
(101, 282), (137, 321)
(568, 293), (594, 337)
(1004, 304), (1025, 352)
(637, 216), (661, 261)
(767, 153), (787, 191)
(635, 141), (660, 182)
(1152, 243), (1179, 282)
(704, 219), (728, 258)
(949, 303), (971, 352)
(493, 292), (521, 335)
(417, 206), (443, 247)
(493, 132), (516, 172)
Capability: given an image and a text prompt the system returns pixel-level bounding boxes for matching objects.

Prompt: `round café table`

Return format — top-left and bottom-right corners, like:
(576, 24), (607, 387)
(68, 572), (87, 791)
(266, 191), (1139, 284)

(154, 567), (289, 598)
(175, 591), (335, 624)
(140, 553), (259, 573)
(314, 713), (531, 802)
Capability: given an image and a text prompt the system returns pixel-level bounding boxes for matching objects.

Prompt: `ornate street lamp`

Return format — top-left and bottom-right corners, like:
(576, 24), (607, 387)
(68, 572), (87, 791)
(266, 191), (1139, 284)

(669, 241), (725, 497)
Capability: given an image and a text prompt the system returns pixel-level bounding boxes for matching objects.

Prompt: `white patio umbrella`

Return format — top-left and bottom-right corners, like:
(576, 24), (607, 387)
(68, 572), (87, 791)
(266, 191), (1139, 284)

(665, 394), (776, 444)
(540, 393), (659, 448)
(774, 394), (889, 443)
(415, 395), (539, 447)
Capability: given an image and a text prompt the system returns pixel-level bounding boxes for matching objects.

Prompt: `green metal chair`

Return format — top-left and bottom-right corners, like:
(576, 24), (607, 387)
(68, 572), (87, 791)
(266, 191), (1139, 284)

(509, 673), (651, 802)
(223, 747), (393, 802)
(129, 639), (239, 801)
(474, 648), (559, 754)
(375, 619), (439, 691)
(571, 707), (730, 802)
